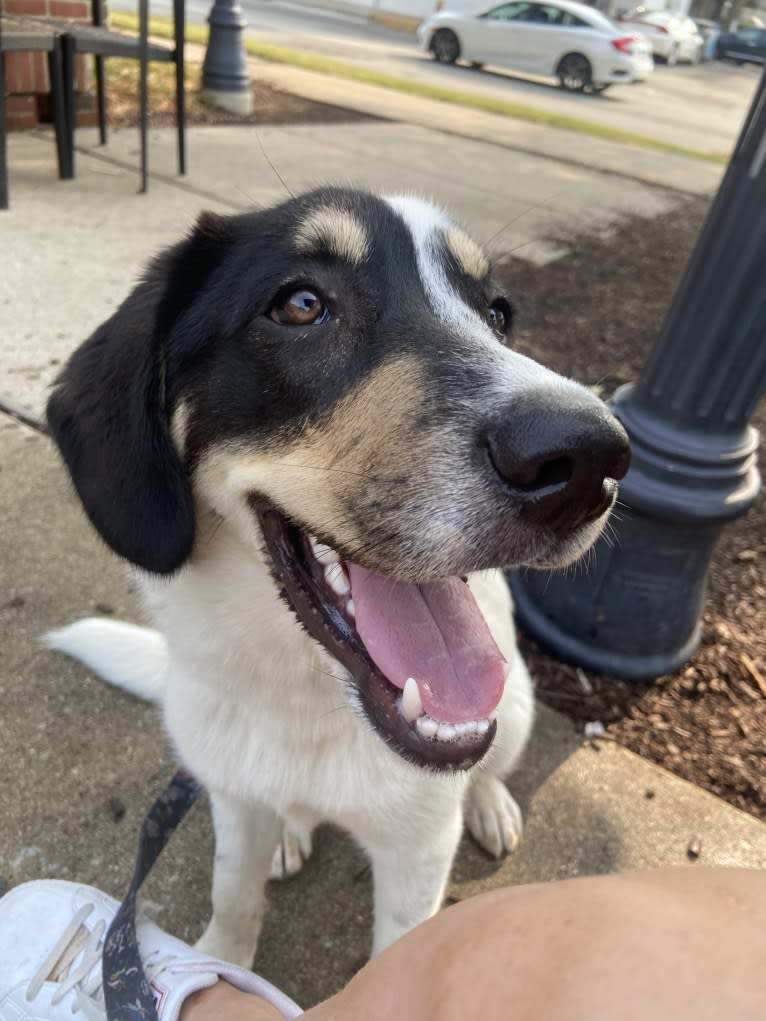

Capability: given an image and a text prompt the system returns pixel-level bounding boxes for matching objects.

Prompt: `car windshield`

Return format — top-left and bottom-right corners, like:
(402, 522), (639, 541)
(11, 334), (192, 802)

(579, 6), (619, 30)
(483, 1), (617, 30)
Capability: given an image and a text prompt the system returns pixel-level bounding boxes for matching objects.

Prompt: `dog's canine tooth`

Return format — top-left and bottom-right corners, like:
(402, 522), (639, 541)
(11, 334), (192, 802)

(401, 677), (424, 723)
(346, 597), (356, 618)
(416, 716), (439, 738)
(310, 536), (340, 565)
(325, 563), (350, 597)
(476, 719), (490, 735)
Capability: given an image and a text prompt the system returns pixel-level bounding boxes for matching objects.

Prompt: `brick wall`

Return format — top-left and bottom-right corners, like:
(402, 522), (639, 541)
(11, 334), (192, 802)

(4, 0), (94, 131)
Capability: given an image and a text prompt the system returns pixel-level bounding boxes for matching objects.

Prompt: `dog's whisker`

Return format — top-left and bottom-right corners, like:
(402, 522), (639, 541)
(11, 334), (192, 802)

(254, 128), (295, 199)
(318, 702), (352, 721)
(233, 184), (265, 211)
(482, 188), (570, 249)
(267, 460), (380, 483)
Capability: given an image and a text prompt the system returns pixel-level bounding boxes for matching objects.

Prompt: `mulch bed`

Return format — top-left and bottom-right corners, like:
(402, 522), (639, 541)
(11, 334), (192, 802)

(108, 67), (765, 820)
(104, 62), (379, 128)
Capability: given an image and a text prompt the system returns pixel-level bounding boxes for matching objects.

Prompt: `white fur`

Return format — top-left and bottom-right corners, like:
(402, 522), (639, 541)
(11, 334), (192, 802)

(47, 522), (533, 964)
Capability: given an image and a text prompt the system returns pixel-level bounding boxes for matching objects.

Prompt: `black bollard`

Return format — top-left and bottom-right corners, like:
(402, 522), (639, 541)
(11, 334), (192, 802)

(510, 69), (766, 682)
(202, 0), (253, 115)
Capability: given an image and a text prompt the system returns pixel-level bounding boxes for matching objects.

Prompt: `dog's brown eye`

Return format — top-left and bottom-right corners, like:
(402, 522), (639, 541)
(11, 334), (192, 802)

(488, 298), (513, 337)
(269, 288), (329, 326)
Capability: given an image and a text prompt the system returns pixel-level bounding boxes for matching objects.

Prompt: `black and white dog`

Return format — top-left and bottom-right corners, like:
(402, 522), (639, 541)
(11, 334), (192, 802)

(46, 188), (629, 965)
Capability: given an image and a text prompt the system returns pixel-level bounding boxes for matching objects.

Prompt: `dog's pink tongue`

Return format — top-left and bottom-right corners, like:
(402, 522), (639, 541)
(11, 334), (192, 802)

(347, 564), (506, 724)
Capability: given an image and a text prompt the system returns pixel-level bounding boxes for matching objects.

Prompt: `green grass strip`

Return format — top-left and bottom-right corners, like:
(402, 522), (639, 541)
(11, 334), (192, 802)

(110, 10), (727, 164)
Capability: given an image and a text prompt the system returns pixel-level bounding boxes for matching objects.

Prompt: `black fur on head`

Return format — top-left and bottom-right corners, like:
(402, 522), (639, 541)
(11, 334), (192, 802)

(47, 210), (235, 574)
(46, 188), (437, 576)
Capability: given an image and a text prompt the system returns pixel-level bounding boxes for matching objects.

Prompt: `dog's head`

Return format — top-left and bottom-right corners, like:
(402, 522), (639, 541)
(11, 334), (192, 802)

(48, 187), (629, 771)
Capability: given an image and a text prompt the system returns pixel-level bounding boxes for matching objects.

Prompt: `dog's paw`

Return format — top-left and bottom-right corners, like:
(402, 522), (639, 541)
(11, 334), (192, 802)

(465, 775), (523, 858)
(194, 919), (258, 969)
(269, 819), (314, 880)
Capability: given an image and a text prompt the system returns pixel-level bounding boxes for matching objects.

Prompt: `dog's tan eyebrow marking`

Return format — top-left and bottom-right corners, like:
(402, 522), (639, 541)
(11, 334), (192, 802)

(445, 227), (490, 280)
(293, 206), (371, 264)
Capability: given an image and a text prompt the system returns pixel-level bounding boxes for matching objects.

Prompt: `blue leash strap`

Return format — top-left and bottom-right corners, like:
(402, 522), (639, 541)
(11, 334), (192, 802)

(103, 769), (203, 1021)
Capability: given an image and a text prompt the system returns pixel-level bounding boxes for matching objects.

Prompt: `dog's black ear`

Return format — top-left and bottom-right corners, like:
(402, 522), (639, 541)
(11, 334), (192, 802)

(47, 212), (233, 574)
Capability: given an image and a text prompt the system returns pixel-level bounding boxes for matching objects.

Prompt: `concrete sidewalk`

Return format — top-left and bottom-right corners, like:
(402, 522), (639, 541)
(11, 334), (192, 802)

(2, 67), (763, 1012)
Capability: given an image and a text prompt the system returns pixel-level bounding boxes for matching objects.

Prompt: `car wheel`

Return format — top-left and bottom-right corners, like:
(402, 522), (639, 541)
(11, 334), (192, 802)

(431, 29), (461, 64)
(587, 82), (612, 94)
(666, 43), (679, 65)
(557, 52), (592, 91)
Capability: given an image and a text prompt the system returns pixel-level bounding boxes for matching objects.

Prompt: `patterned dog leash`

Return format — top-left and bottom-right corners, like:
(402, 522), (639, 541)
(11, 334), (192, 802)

(102, 769), (203, 1021)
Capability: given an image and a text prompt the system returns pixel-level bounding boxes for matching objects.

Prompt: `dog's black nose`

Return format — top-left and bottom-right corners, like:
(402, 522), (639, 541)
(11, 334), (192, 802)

(485, 394), (630, 538)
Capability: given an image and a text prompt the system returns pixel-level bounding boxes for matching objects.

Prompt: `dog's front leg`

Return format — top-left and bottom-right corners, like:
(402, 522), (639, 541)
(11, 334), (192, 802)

(367, 804), (463, 956)
(195, 793), (282, 968)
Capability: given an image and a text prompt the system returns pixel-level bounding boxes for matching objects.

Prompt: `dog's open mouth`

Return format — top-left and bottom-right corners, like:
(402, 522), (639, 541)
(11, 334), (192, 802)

(253, 499), (505, 771)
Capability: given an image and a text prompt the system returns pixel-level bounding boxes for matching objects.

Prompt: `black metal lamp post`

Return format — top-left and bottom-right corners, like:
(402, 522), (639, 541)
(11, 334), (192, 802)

(202, 0), (252, 115)
(510, 69), (766, 681)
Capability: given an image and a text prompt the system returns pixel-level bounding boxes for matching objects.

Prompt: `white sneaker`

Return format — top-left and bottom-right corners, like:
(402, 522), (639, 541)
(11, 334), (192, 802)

(0, 880), (302, 1021)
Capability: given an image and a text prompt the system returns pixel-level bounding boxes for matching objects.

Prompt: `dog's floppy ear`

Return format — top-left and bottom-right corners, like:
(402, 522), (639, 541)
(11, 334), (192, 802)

(47, 211), (232, 575)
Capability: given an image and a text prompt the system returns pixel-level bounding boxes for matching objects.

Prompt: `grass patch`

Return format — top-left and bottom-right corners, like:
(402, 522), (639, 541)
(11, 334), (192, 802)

(103, 57), (211, 126)
(109, 10), (727, 164)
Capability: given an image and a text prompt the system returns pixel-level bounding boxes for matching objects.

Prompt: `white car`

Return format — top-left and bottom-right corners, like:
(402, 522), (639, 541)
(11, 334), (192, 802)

(417, 0), (654, 92)
(617, 9), (705, 63)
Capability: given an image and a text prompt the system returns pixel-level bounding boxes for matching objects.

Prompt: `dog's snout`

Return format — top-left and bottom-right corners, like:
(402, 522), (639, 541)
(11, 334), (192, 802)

(485, 395), (630, 538)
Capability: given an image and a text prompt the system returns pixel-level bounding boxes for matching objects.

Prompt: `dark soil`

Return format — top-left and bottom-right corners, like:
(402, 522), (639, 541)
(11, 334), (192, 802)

(110, 67), (765, 821)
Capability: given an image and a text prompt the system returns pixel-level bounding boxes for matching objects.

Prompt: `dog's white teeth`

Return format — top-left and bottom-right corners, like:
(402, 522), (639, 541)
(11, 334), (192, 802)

(416, 716), (439, 738)
(401, 677), (424, 723)
(436, 722), (457, 742)
(325, 563), (350, 597)
(346, 598), (355, 618)
(414, 713), (492, 742)
(310, 536), (340, 565)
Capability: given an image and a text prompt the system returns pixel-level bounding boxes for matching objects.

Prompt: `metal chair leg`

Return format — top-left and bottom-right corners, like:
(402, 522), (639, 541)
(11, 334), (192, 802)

(0, 49), (8, 210)
(139, 0), (148, 193)
(174, 0), (186, 176)
(49, 39), (73, 179)
(95, 54), (107, 145)
(62, 34), (77, 179)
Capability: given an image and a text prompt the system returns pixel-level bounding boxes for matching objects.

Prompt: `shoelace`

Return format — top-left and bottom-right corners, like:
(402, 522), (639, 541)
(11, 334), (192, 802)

(25, 901), (180, 1018)
(26, 904), (105, 1013)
